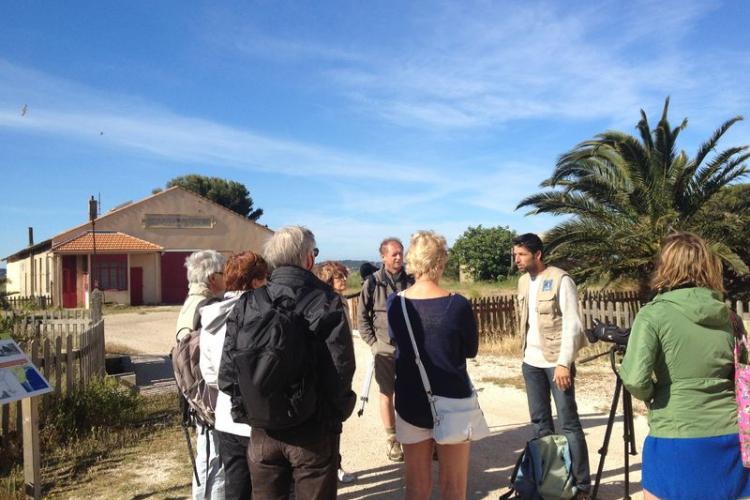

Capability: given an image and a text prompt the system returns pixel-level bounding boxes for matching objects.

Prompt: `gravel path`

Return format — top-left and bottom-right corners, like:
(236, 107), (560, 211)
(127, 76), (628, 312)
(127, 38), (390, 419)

(105, 307), (647, 499)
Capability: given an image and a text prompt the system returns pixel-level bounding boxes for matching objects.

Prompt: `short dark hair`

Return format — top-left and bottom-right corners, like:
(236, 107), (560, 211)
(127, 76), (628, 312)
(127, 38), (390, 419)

(512, 233), (544, 257)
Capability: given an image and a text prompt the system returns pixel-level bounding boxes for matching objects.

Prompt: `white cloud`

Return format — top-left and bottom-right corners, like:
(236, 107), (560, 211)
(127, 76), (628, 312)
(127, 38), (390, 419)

(219, 0), (745, 132)
(0, 61), (443, 186)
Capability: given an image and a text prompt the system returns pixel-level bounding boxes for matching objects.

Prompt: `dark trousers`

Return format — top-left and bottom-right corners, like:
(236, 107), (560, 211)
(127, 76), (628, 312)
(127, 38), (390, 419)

(248, 427), (338, 500)
(522, 362), (591, 491)
(216, 430), (252, 500)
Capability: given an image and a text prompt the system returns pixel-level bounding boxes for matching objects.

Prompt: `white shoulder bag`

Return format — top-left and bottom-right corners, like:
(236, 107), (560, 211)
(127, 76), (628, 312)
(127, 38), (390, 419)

(399, 293), (490, 444)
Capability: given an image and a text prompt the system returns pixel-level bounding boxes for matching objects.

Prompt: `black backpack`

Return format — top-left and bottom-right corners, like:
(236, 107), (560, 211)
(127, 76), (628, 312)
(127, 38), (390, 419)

(230, 286), (319, 430)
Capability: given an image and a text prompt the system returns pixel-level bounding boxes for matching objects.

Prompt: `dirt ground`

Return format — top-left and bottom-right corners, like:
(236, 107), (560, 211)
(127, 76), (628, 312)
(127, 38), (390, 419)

(102, 306), (647, 499)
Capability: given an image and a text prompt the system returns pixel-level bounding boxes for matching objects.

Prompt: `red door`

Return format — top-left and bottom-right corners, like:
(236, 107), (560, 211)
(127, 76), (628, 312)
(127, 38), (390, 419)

(161, 252), (192, 304)
(130, 267), (143, 306)
(62, 256), (77, 308)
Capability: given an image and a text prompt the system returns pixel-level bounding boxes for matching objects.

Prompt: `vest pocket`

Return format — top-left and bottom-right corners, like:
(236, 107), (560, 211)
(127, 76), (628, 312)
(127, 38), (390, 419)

(537, 297), (556, 315)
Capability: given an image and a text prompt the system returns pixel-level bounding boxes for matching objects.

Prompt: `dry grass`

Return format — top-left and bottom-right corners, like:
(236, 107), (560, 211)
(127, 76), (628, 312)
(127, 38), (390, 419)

(442, 276), (519, 299)
(105, 342), (142, 355)
(1, 392), (190, 499)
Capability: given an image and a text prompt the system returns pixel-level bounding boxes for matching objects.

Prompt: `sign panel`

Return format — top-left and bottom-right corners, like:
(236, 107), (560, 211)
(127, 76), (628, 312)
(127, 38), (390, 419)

(142, 214), (215, 229)
(0, 339), (52, 404)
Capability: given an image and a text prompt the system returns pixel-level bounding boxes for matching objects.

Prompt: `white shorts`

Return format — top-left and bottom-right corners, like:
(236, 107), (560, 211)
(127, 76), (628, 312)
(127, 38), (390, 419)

(395, 413), (433, 444)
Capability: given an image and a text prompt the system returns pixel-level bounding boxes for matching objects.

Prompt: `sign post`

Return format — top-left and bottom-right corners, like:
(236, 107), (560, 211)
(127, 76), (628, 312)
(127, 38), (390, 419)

(0, 338), (52, 500)
(22, 396), (40, 499)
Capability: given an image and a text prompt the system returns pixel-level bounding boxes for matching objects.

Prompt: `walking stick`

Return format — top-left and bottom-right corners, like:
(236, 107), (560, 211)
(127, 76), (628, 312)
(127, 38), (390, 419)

(357, 357), (376, 417)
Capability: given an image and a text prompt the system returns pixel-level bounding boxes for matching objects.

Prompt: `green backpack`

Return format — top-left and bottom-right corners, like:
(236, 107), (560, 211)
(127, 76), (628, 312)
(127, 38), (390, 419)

(500, 434), (576, 500)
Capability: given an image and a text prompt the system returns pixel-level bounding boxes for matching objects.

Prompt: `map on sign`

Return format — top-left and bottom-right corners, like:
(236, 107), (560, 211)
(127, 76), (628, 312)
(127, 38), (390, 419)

(0, 339), (52, 404)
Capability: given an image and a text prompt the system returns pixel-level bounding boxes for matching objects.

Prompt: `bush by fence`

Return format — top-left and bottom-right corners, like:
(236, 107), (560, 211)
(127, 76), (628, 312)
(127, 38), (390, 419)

(0, 293), (105, 459)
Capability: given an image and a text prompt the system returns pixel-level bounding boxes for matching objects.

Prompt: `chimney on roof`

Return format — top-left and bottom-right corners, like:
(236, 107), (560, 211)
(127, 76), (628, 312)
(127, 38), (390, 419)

(89, 196), (98, 222)
(28, 227), (33, 247)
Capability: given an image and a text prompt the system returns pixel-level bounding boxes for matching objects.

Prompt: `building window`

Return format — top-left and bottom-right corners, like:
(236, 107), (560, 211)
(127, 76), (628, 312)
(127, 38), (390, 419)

(92, 254), (127, 291)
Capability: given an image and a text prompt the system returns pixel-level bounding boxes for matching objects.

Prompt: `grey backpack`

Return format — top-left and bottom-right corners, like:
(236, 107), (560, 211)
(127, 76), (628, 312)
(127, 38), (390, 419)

(172, 298), (219, 427)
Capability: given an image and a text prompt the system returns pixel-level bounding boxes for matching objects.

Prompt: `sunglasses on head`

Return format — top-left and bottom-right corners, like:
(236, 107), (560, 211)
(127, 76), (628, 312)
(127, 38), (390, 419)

(313, 248), (319, 258)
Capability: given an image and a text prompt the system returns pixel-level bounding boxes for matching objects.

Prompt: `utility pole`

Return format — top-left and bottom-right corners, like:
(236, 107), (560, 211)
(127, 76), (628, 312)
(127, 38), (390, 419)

(89, 196), (98, 302)
(28, 227), (35, 298)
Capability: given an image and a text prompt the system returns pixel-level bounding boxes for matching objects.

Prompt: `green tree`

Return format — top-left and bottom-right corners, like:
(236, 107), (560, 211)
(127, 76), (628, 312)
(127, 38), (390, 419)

(696, 183), (750, 299)
(517, 98), (750, 294)
(166, 174), (263, 221)
(449, 225), (516, 281)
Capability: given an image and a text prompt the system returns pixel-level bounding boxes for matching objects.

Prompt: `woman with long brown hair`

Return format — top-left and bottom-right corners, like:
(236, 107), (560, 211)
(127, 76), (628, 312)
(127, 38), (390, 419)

(620, 232), (750, 499)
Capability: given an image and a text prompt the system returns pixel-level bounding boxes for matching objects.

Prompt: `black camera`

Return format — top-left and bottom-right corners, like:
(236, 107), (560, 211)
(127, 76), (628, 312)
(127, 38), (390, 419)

(585, 319), (630, 346)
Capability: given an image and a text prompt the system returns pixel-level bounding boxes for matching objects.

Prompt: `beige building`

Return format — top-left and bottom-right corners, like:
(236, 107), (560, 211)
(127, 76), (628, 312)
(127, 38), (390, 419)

(3, 187), (273, 307)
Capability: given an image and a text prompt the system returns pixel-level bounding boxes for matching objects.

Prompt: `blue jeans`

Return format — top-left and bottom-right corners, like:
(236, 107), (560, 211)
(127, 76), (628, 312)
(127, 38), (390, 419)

(193, 423), (226, 500)
(522, 362), (591, 492)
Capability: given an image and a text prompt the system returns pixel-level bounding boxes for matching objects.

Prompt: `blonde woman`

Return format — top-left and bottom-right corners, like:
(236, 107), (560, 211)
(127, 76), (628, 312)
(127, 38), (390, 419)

(620, 232), (750, 500)
(386, 231), (478, 500)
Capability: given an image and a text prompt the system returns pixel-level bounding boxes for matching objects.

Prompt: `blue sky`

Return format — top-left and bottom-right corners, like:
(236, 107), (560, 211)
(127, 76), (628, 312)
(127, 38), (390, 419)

(1, 0), (749, 263)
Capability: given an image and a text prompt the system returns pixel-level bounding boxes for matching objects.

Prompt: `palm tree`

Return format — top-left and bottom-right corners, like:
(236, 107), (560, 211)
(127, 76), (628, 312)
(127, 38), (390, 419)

(517, 98), (750, 294)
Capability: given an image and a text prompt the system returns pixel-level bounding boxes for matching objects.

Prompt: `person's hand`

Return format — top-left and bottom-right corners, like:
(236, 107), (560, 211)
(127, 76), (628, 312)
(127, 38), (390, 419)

(553, 365), (572, 391)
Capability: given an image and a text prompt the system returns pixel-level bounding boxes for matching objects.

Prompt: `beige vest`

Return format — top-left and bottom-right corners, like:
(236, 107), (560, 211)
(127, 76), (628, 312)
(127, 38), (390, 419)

(517, 266), (568, 362)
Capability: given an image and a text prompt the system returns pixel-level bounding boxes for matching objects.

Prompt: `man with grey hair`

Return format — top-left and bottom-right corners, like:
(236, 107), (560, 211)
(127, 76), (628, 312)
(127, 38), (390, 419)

(357, 237), (414, 462)
(220, 226), (356, 499)
(175, 249), (227, 500)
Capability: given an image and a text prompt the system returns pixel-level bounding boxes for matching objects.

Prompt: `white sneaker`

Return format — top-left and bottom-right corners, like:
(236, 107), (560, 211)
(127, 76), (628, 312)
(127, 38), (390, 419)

(338, 467), (357, 484)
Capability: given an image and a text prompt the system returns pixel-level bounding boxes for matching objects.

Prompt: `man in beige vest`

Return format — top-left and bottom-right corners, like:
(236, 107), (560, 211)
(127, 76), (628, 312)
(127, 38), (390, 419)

(513, 233), (591, 499)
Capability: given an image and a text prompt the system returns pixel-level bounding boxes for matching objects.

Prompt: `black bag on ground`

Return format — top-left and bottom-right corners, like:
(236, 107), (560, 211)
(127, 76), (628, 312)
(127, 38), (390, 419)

(231, 286), (318, 430)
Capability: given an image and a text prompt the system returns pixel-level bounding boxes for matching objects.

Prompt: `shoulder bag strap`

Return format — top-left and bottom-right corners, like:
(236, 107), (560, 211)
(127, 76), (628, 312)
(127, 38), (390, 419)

(399, 293), (434, 398)
(732, 310), (749, 364)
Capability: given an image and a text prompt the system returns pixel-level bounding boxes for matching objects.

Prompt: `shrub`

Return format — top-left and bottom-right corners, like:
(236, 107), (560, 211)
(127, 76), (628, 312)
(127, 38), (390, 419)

(40, 377), (143, 447)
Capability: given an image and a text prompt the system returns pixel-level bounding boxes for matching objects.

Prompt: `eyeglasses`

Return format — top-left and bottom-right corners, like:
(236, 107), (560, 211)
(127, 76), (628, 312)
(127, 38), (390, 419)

(313, 248), (319, 257)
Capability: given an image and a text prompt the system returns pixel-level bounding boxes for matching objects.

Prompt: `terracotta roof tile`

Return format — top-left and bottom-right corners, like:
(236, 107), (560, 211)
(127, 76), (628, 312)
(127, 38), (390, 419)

(52, 232), (163, 253)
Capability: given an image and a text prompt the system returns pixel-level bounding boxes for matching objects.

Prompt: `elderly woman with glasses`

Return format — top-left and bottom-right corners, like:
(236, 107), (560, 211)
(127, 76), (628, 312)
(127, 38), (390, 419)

(314, 260), (357, 484)
(175, 249), (227, 500)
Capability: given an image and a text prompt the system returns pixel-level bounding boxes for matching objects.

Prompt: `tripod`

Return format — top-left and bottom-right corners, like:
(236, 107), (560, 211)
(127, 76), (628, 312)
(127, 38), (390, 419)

(579, 346), (638, 500)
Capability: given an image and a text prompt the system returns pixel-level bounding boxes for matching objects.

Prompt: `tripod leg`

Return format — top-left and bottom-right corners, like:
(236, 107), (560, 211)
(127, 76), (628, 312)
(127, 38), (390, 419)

(623, 390), (637, 454)
(621, 384), (631, 500)
(592, 378), (622, 500)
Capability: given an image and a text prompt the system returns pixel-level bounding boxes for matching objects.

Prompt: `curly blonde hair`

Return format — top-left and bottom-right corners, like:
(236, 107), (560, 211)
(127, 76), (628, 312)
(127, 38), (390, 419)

(651, 231), (724, 293)
(405, 230), (448, 281)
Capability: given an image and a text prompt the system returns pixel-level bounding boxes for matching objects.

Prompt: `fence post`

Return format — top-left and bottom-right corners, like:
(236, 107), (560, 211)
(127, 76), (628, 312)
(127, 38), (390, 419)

(21, 396), (41, 500)
(90, 289), (103, 323)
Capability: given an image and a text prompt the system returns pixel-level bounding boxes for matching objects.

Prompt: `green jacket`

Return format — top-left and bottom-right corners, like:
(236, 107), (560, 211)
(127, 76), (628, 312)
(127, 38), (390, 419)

(620, 287), (737, 438)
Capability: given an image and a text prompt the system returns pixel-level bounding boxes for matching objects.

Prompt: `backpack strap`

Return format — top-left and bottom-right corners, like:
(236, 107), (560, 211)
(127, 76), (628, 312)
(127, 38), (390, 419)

(193, 296), (221, 330)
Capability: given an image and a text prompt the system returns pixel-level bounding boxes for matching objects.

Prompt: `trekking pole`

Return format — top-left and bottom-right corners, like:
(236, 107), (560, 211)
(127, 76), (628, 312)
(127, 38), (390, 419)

(357, 357), (376, 417)
(182, 423), (201, 486)
(178, 392), (201, 486)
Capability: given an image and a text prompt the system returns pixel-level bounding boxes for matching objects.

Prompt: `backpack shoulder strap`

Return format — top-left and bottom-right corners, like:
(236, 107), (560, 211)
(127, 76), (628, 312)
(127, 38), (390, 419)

(193, 296), (221, 330)
(366, 274), (378, 296)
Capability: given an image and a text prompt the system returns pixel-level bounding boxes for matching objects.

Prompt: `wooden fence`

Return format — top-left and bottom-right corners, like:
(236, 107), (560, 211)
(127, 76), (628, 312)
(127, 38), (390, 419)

(3, 295), (53, 310)
(0, 318), (105, 444)
(347, 290), (750, 340)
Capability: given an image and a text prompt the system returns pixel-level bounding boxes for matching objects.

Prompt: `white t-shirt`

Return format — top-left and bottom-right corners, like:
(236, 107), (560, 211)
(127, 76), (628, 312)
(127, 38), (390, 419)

(523, 275), (583, 369)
